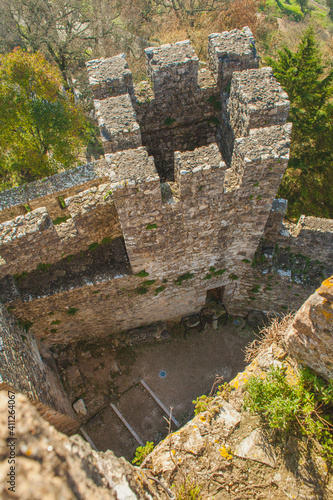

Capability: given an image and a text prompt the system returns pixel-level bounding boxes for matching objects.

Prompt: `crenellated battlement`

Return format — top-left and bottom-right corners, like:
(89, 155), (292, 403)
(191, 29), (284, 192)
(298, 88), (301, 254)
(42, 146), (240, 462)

(0, 27), (332, 353)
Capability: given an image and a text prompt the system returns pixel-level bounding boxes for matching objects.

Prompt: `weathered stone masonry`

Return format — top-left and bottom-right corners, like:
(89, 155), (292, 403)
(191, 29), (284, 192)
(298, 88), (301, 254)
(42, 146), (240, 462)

(0, 27), (332, 356)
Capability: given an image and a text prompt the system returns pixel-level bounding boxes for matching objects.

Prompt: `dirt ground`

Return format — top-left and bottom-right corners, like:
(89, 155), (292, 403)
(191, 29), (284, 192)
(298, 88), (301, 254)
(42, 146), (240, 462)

(57, 319), (256, 462)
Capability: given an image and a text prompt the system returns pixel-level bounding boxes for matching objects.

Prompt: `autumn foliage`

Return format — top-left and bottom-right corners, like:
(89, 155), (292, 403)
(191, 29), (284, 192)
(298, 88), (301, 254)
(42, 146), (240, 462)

(0, 49), (88, 189)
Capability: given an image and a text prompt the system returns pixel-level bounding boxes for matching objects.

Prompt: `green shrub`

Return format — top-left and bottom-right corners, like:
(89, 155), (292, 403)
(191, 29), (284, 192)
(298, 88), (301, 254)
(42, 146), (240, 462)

(245, 366), (333, 461)
(132, 441), (154, 465)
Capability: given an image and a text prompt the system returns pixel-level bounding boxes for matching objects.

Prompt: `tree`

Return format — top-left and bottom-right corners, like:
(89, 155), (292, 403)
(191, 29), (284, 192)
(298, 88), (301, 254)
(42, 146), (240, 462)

(267, 29), (333, 219)
(0, 49), (89, 190)
(148, 0), (226, 28)
(0, 0), (123, 82)
(328, 0), (333, 21)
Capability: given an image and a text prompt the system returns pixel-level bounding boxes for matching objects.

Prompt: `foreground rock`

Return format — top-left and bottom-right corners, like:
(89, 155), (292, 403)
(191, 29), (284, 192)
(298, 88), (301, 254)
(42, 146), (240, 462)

(142, 337), (333, 499)
(0, 392), (157, 499)
(285, 276), (333, 380)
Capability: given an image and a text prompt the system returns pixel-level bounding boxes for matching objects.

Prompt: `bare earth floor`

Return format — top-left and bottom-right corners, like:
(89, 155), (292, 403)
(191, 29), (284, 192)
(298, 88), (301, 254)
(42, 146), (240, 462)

(60, 321), (256, 462)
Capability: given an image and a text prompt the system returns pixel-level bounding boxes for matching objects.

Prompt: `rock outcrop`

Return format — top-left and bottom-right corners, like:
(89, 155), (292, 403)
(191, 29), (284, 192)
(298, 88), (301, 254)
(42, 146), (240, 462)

(0, 391), (157, 499)
(285, 275), (333, 380)
(141, 339), (333, 499)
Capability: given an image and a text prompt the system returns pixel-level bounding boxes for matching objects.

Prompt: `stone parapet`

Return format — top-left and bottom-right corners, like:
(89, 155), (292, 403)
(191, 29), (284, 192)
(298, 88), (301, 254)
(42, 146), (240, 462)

(174, 143), (226, 196)
(94, 94), (142, 154)
(0, 208), (60, 276)
(105, 146), (159, 185)
(219, 67), (290, 166)
(208, 27), (259, 90)
(85, 53), (134, 99)
(145, 40), (199, 99)
(228, 67), (290, 138)
(228, 123), (291, 191)
(0, 190), (124, 278)
(0, 161), (109, 224)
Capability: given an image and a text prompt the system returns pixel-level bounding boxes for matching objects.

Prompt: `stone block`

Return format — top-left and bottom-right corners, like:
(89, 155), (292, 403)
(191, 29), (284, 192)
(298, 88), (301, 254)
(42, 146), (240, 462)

(86, 53), (133, 99)
(174, 143), (226, 189)
(105, 147), (159, 185)
(145, 40), (199, 98)
(208, 27), (259, 90)
(0, 208), (59, 276)
(94, 94), (142, 153)
(229, 123), (292, 190)
(228, 67), (290, 138)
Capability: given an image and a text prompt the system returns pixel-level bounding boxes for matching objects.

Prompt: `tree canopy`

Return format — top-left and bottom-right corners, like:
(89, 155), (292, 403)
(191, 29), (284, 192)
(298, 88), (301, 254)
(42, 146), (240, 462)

(0, 49), (89, 190)
(267, 29), (333, 219)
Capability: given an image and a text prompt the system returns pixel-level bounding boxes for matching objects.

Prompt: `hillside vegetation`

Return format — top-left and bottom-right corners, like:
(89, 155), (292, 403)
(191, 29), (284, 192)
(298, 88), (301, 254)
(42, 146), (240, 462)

(0, 0), (332, 218)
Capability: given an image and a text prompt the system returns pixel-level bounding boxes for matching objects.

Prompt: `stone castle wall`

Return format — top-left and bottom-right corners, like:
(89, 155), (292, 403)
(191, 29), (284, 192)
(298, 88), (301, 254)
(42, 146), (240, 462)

(0, 27), (332, 350)
(0, 304), (76, 433)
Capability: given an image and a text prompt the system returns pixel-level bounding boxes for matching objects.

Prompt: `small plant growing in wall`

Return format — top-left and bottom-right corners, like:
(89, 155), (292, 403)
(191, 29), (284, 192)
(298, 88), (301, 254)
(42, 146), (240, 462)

(53, 215), (71, 225)
(58, 196), (66, 209)
(132, 441), (154, 465)
(146, 223), (158, 230)
(164, 117), (176, 126)
(174, 272), (194, 285)
(17, 318), (33, 331)
(88, 242), (99, 252)
(155, 286), (165, 295)
(37, 263), (51, 272)
(229, 274), (239, 281)
(207, 95), (221, 110)
(67, 307), (78, 315)
(135, 270), (149, 277)
(14, 271), (28, 285)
